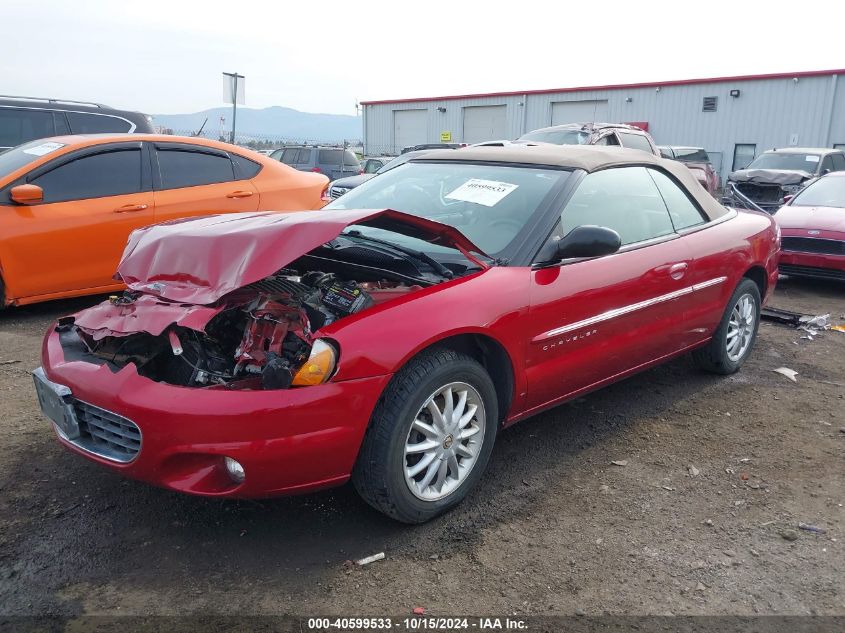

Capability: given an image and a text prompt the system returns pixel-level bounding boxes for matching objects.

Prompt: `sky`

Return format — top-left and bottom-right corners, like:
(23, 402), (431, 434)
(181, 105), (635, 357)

(2, 0), (844, 116)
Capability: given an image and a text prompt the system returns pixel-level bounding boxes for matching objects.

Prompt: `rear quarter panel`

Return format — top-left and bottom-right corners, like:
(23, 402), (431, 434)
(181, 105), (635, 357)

(683, 209), (779, 341)
(253, 163), (328, 210)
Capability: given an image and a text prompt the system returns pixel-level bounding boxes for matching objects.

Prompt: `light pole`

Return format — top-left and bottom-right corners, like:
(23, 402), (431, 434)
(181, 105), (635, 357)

(222, 71), (244, 144)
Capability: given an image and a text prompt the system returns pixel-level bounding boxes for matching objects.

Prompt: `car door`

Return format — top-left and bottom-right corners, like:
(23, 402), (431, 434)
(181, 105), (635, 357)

(647, 167), (737, 342)
(0, 142), (153, 300)
(151, 142), (259, 223)
(525, 166), (695, 411)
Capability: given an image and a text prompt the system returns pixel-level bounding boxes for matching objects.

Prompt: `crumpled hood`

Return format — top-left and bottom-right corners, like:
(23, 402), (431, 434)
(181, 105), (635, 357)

(775, 205), (845, 233)
(117, 209), (487, 304)
(729, 169), (813, 185)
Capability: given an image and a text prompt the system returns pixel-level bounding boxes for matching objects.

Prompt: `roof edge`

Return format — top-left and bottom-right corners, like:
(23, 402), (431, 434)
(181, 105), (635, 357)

(360, 68), (845, 106)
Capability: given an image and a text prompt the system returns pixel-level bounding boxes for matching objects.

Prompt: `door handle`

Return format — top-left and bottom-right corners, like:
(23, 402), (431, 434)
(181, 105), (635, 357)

(114, 203), (148, 213)
(669, 262), (688, 280)
(226, 190), (254, 199)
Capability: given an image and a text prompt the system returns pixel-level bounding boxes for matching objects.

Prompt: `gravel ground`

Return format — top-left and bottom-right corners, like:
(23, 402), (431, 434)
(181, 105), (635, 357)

(0, 276), (842, 620)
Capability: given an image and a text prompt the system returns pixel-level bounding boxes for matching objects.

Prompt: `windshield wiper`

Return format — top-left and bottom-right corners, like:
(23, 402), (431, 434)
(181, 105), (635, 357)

(342, 230), (454, 279)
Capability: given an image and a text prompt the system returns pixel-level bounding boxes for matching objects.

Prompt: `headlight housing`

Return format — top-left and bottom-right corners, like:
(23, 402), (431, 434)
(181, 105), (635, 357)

(292, 339), (338, 386)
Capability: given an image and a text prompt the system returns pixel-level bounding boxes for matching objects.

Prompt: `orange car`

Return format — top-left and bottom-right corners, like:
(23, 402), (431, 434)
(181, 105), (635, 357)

(0, 135), (329, 307)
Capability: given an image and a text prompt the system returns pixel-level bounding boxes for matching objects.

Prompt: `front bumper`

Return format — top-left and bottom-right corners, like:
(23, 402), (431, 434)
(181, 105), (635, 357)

(779, 251), (845, 281)
(39, 326), (392, 498)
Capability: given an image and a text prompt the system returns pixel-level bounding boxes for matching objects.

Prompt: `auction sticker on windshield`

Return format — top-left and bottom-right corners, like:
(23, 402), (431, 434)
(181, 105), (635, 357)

(805, 155), (820, 163)
(23, 142), (65, 156)
(446, 179), (518, 207)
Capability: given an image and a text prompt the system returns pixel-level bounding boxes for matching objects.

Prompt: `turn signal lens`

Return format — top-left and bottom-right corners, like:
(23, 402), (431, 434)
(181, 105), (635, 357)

(292, 339), (337, 386)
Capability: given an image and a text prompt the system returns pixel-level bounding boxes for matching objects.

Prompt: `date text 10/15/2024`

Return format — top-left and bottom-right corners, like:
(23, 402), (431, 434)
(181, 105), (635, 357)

(306, 617), (528, 630)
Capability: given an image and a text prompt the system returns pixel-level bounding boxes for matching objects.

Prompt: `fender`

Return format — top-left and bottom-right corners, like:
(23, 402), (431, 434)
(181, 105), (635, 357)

(322, 266), (531, 408)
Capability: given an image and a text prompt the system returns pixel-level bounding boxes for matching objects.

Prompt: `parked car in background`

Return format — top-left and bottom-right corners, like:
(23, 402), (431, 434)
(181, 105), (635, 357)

(361, 156), (394, 174)
(724, 147), (845, 213)
(328, 150), (449, 199)
(0, 96), (153, 152)
(0, 135), (328, 307)
(269, 145), (361, 181)
(517, 122), (659, 156)
(658, 146), (720, 196)
(774, 171), (845, 281)
(35, 145), (778, 523)
(401, 143), (465, 154)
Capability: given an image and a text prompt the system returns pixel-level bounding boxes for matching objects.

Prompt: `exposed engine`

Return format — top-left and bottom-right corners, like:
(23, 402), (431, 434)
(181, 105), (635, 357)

(71, 270), (420, 390)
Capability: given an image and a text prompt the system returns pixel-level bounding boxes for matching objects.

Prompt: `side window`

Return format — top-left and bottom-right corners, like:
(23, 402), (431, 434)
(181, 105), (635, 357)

(231, 153), (262, 179)
(594, 133), (620, 146)
(344, 149), (360, 167)
(830, 153), (845, 171)
(269, 149), (283, 161)
(156, 148), (234, 189)
(820, 155), (834, 174)
(66, 112), (132, 134)
(732, 144), (756, 170)
(648, 169), (706, 230)
(0, 108), (55, 148)
(297, 148), (312, 164)
(559, 167), (675, 246)
(280, 148), (298, 164)
(30, 149), (142, 203)
(53, 112), (70, 135)
(364, 160), (381, 174)
(318, 149), (343, 165)
(617, 132), (654, 154)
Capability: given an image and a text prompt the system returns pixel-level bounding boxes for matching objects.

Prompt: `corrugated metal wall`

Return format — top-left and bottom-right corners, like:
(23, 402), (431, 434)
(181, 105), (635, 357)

(363, 73), (843, 183)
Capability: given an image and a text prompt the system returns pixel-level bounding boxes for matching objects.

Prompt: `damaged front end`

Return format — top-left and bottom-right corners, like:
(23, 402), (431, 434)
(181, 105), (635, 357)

(724, 169), (815, 213)
(55, 208), (486, 391)
(61, 270), (423, 391)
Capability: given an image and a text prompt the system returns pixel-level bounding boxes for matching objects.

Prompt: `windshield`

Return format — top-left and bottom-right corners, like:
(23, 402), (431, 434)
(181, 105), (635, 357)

(0, 139), (66, 178)
(791, 176), (845, 209)
(518, 129), (589, 145)
(674, 148), (710, 163)
(325, 161), (569, 256)
(747, 153), (820, 172)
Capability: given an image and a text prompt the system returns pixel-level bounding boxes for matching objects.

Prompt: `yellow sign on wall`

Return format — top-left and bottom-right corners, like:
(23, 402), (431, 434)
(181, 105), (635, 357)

(440, 131), (452, 142)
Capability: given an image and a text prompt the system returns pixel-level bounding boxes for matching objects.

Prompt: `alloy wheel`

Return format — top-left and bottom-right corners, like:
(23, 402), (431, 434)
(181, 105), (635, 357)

(403, 382), (486, 501)
(726, 293), (756, 362)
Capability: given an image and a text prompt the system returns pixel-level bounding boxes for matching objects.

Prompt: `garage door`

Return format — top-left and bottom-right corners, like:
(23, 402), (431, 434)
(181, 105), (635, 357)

(462, 105), (507, 144)
(551, 100), (609, 125)
(393, 109), (428, 153)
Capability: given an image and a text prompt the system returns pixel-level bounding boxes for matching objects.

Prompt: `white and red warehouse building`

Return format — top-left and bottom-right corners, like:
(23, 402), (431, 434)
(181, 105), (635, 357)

(360, 68), (845, 183)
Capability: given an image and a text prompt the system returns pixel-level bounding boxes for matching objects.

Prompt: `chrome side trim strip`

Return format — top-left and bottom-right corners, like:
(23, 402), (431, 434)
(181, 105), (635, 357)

(692, 276), (728, 291)
(535, 276), (728, 340)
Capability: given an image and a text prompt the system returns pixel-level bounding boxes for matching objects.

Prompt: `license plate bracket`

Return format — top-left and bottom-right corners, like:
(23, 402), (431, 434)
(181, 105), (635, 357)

(32, 367), (80, 440)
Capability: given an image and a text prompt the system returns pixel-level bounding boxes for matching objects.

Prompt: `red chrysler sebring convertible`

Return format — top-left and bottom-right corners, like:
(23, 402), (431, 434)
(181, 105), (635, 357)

(775, 171), (845, 281)
(34, 146), (780, 523)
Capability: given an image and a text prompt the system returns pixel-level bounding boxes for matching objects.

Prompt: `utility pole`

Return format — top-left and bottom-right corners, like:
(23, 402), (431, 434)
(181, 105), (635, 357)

(222, 71), (244, 144)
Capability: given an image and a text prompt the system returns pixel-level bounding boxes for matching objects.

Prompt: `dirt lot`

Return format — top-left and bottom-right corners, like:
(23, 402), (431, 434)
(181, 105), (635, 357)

(0, 277), (842, 620)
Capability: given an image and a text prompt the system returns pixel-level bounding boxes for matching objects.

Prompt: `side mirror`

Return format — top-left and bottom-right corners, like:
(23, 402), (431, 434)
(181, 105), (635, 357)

(538, 225), (622, 263)
(10, 184), (43, 205)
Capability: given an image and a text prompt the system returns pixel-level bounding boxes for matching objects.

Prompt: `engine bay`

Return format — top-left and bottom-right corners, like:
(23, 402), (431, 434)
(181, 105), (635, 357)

(68, 268), (422, 391)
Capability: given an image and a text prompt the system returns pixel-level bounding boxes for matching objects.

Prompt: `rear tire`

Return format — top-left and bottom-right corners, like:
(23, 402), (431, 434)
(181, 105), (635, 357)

(693, 278), (760, 375)
(352, 348), (498, 524)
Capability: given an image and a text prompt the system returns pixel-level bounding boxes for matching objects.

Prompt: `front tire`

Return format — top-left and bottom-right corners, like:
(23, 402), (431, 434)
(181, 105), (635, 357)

(693, 278), (761, 375)
(352, 348), (498, 523)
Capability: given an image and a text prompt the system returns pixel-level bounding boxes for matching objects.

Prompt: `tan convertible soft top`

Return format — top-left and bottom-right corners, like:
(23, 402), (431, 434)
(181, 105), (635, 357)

(414, 144), (729, 222)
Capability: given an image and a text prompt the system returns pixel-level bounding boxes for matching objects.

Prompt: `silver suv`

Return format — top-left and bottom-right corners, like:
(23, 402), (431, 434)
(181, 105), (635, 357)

(269, 145), (361, 181)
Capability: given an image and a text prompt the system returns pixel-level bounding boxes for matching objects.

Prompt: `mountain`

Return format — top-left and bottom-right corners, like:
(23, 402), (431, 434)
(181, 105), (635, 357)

(152, 106), (362, 143)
